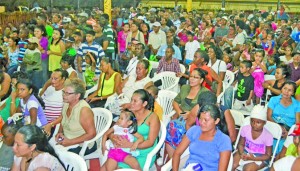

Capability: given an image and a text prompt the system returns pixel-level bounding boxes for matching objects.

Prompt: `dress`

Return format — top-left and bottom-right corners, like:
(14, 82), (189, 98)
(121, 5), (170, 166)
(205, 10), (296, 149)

(251, 65), (265, 98)
(49, 43), (62, 71)
(118, 112), (157, 168)
(13, 153), (65, 171)
(20, 95), (47, 127)
(184, 126), (232, 170)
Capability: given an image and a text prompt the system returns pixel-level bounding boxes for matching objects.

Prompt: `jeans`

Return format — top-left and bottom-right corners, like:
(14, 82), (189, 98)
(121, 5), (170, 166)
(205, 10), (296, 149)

(7, 65), (18, 76)
(223, 86), (234, 110)
(42, 59), (49, 85)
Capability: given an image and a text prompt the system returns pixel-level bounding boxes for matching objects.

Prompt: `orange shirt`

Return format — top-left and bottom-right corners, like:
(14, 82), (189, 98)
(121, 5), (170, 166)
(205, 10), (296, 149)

(190, 64), (212, 90)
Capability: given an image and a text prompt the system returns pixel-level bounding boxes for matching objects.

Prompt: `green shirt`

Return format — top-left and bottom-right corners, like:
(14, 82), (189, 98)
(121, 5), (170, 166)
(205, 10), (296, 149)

(0, 96), (20, 122)
(103, 24), (115, 53)
(286, 143), (299, 157)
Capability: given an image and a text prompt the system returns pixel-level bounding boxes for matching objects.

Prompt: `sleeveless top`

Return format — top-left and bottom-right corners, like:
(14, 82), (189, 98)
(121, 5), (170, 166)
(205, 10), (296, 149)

(271, 80), (283, 97)
(61, 100), (91, 140)
(21, 95), (47, 127)
(49, 43), (62, 71)
(66, 67), (77, 77)
(98, 72), (118, 97)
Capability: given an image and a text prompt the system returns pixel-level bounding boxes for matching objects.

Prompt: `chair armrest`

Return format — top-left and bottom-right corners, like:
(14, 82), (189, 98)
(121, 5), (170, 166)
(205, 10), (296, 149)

(79, 129), (106, 157)
(161, 159), (172, 171)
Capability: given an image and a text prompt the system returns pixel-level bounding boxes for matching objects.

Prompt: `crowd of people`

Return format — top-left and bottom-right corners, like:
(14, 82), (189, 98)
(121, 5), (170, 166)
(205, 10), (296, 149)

(0, 3), (300, 170)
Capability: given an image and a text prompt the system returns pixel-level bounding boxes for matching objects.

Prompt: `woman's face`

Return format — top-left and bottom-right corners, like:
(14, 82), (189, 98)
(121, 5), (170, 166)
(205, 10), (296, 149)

(52, 30), (61, 40)
(34, 28), (43, 38)
(189, 70), (203, 87)
(208, 48), (216, 59)
(62, 86), (78, 103)
(13, 133), (34, 158)
(8, 38), (16, 47)
(131, 24), (138, 32)
(285, 47), (292, 55)
(140, 24), (148, 32)
(100, 60), (109, 73)
(1, 127), (15, 146)
(51, 71), (64, 88)
(136, 63), (147, 79)
(229, 26), (235, 34)
(281, 84), (295, 99)
(130, 93), (146, 112)
(275, 68), (285, 80)
(60, 61), (70, 70)
(198, 111), (217, 132)
(17, 83), (31, 99)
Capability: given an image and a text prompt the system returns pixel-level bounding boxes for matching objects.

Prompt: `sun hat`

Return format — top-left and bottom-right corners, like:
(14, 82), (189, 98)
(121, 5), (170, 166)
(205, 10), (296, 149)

(250, 105), (267, 121)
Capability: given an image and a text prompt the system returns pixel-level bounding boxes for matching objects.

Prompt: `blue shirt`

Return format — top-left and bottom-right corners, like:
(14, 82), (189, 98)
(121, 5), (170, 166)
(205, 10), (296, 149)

(185, 126), (232, 171)
(157, 43), (182, 60)
(268, 94), (300, 127)
(18, 40), (28, 63)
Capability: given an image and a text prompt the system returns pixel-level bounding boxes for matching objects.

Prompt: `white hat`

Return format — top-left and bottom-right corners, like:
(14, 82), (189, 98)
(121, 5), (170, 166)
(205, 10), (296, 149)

(27, 37), (39, 44)
(221, 16), (228, 21)
(137, 16), (145, 21)
(62, 17), (71, 23)
(153, 21), (161, 27)
(149, 8), (156, 12)
(78, 12), (88, 18)
(250, 105), (267, 121)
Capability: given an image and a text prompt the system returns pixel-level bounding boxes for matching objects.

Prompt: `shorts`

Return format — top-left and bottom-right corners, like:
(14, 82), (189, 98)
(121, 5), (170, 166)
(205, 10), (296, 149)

(108, 148), (129, 162)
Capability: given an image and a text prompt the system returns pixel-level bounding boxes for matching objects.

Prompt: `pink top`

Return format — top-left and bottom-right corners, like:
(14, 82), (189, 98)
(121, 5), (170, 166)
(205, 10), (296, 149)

(117, 31), (128, 53)
(241, 125), (273, 154)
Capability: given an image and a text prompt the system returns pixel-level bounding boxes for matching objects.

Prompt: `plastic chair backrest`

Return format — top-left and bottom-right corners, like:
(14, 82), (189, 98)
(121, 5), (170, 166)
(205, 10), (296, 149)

(144, 121), (166, 171)
(57, 150), (88, 171)
(230, 110), (245, 127)
(152, 71), (180, 91)
(149, 61), (159, 69)
(91, 108), (112, 135)
(180, 64), (186, 74)
(264, 75), (275, 81)
(234, 116), (282, 168)
(223, 70), (235, 90)
(157, 90), (178, 119)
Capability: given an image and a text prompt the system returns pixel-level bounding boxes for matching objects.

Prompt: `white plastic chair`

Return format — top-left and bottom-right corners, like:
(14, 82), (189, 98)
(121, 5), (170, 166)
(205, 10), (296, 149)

(149, 61), (159, 70)
(260, 75), (276, 105)
(84, 83), (99, 98)
(151, 71), (180, 92)
(223, 70), (235, 90)
(157, 90), (178, 125)
(234, 116), (282, 170)
(230, 110), (245, 128)
(179, 64), (186, 74)
(56, 150), (88, 171)
(264, 75), (275, 81)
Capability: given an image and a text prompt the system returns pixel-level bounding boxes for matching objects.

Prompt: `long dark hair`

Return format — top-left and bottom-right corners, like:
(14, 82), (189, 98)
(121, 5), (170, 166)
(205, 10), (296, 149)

(133, 89), (154, 111)
(123, 110), (138, 134)
(17, 125), (65, 169)
(51, 28), (64, 45)
(197, 104), (228, 135)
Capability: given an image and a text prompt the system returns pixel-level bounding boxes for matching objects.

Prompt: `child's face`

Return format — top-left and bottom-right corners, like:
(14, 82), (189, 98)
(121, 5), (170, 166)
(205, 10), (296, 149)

(117, 113), (132, 128)
(1, 127), (15, 146)
(123, 24), (130, 32)
(17, 83), (32, 99)
(223, 55), (230, 64)
(268, 58), (275, 65)
(60, 61), (69, 70)
(239, 63), (249, 74)
(250, 118), (265, 131)
(147, 90), (157, 99)
(293, 136), (300, 146)
(267, 34), (273, 41)
(85, 56), (91, 65)
(187, 35), (193, 41)
(27, 42), (36, 50)
(65, 42), (72, 48)
(254, 52), (263, 62)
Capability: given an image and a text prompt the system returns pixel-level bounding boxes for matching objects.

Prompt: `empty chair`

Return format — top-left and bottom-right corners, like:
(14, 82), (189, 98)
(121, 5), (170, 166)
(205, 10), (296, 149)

(56, 150), (87, 171)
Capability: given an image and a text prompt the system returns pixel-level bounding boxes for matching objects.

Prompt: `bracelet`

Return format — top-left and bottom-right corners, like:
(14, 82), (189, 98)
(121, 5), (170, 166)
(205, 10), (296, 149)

(100, 96), (103, 101)
(50, 122), (55, 127)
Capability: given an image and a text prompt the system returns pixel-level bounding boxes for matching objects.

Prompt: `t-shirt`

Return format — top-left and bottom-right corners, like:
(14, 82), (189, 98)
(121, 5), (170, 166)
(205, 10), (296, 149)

(186, 126), (232, 170)
(208, 59), (227, 75)
(241, 125), (273, 154)
(235, 72), (254, 101)
(42, 86), (63, 123)
(268, 95), (300, 127)
(185, 40), (200, 60)
(286, 143), (299, 157)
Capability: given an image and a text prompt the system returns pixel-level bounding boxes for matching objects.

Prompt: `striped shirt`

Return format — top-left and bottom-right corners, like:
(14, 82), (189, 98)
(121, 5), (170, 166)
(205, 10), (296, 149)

(77, 41), (105, 76)
(41, 86), (64, 123)
(18, 39), (28, 63)
(102, 24), (115, 53)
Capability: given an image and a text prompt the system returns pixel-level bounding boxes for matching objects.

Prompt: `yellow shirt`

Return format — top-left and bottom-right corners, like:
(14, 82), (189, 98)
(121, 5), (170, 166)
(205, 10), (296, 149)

(98, 72), (118, 97)
(154, 101), (163, 121)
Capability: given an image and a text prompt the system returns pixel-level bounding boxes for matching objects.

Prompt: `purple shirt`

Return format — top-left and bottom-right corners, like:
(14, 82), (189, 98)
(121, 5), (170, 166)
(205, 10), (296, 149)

(39, 37), (49, 60)
(289, 63), (300, 82)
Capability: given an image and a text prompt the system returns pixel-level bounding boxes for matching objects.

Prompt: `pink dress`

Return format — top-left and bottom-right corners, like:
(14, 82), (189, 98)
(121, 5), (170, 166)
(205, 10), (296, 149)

(252, 64), (265, 98)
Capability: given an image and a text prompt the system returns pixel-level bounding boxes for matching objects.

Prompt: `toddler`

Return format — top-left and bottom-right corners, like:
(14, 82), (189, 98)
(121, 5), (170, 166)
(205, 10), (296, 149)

(233, 105), (273, 170)
(263, 32), (275, 56)
(101, 110), (144, 170)
(84, 51), (97, 89)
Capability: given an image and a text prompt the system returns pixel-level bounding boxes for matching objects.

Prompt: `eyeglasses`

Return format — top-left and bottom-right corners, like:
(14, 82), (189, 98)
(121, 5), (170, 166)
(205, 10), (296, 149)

(62, 90), (76, 96)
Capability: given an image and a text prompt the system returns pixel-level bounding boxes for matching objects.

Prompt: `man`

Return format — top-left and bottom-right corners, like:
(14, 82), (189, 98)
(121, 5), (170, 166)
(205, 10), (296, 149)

(36, 14), (53, 39)
(156, 36), (182, 61)
(77, 30), (105, 77)
(214, 16), (229, 44)
(123, 43), (148, 79)
(77, 12), (93, 34)
(148, 22), (167, 56)
(99, 13), (115, 62)
(156, 46), (181, 74)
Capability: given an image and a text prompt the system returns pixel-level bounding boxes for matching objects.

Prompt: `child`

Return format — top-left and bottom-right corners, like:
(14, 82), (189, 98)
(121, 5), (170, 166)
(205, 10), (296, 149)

(184, 31), (200, 65)
(232, 60), (254, 112)
(62, 37), (76, 59)
(22, 37), (43, 89)
(250, 50), (267, 104)
(233, 105), (273, 170)
(266, 57), (276, 75)
(264, 32), (275, 56)
(84, 51), (97, 89)
(17, 28), (29, 63)
(117, 23), (130, 72)
(101, 110), (144, 170)
(223, 52), (233, 71)
(0, 113), (24, 170)
(146, 85), (163, 121)
(16, 78), (47, 127)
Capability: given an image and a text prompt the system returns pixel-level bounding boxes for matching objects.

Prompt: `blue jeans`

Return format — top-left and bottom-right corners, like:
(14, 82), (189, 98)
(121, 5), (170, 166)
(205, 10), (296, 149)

(223, 86), (234, 110)
(7, 65), (18, 76)
(42, 59), (49, 85)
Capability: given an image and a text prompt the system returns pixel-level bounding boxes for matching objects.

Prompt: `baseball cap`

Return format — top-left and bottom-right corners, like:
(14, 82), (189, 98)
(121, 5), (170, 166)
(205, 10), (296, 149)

(250, 105), (267, 121)
(62, 17), (71, 24)
(221, 16), (228, 21)
(78, 12), (88, 18)
(289, 123), (300, 136)
(27, 37), (39, 44)
(63, 37), (75, 43)
(153, 21), (161, 27)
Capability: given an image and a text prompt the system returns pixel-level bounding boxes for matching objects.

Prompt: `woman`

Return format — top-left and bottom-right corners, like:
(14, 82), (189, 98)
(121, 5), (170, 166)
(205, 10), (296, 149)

(107, 89), (160, 169)
(55, 78), (96, 155)
(6, 37), (19, 75)
(165, 68), (209, 157)
(279, 46), (293, 64)
(277, 27), (296, 54)
(263, 65), (288, 98)
(172, 104), (232, 171)
(267, 81), (300, 128)
(11, 125), (65, 171)
(86, 57), (121, 108)
(208, 45), (226, 81)
(34, 25), (49, 85)
(219, 24), (236, 51)
(0, 67), (11, 101)
(126, 22), (145, 47)
(60, 54), (77, 79)
(289, 52), (300, 83)
(48, 28), (65, 72)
